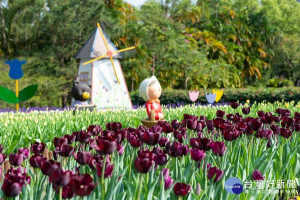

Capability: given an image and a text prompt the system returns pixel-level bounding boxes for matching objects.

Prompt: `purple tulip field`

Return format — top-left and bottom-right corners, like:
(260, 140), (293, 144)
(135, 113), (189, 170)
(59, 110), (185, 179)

(0, 102), (299, 199)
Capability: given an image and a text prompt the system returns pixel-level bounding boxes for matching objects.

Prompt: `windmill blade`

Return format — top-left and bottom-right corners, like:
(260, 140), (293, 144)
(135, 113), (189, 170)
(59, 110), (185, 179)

(109, 56), (121, 84)
(83, 53), (107, 65)
(118, 48), (136, 58)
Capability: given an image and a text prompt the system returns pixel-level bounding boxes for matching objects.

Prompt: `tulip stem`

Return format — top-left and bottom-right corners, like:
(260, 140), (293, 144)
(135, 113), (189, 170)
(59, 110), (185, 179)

(59, 187), (62, 200)
(135, 174), (144, 200)
(178, 196), (183, 200)
(101, 155), (107, 200)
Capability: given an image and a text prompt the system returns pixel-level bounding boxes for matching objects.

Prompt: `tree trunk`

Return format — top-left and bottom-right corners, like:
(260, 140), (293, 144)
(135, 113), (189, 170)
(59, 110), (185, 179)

(61, 94), (68, 108)
(184, 77), (190, 89)
(131, 76), (134, 91)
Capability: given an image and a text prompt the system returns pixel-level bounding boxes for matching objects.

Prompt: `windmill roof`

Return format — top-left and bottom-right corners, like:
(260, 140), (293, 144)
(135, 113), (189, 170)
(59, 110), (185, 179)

(75, 27), (122, 59)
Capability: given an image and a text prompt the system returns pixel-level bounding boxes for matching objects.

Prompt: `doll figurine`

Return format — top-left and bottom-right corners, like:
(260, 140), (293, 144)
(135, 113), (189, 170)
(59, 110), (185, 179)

(139, 76), (164, 120)
(71, 81), (91, 107)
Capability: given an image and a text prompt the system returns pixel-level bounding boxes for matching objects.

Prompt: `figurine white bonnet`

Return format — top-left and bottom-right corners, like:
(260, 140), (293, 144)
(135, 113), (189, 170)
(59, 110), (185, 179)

(139, 76), (161, 101)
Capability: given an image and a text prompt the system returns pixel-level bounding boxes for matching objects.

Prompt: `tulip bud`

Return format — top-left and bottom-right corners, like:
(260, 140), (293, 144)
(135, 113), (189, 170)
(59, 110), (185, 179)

(195, 183), (201, 196)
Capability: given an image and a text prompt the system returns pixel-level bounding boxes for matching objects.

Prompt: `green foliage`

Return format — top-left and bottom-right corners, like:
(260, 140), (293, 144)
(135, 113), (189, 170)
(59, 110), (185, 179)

(0, 86), (19, 103)
(18, 84), (38, 102)
(130, 87), (300, 105)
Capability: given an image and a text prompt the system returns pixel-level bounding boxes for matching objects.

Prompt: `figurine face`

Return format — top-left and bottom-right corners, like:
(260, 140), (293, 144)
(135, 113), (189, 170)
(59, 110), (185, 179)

(147, 82), (161, 100)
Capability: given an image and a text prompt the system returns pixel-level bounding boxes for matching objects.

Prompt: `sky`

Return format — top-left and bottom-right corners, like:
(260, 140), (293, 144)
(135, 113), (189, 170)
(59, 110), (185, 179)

(124, 0), (148, 7)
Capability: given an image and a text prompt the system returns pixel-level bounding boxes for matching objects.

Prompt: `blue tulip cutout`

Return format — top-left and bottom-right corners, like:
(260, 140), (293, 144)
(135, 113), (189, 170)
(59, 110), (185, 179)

(206, 93), (216, 104)
(4, 59), (26, 80)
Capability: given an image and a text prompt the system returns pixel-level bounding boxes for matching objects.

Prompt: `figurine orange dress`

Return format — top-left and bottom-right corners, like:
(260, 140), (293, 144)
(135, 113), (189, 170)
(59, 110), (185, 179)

(139, 76), (164, 120)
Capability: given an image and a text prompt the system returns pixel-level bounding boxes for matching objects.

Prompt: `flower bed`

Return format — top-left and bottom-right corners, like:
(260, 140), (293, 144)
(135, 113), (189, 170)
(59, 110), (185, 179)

(0, 102), (299, 199)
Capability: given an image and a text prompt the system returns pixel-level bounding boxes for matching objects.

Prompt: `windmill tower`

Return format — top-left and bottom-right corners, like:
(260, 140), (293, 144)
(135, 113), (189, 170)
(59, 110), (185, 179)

(75, 23), (134, 109)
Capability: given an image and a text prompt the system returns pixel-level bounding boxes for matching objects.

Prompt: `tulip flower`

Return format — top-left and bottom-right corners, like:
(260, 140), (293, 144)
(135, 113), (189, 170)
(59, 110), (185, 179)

(207, 166), (224, 182)
(90, 136), (117, 155)
(41, 159), (61, 176)
(171, 119), (180, 130)
(209, 141), (227, 157)
(141, 130), (161, 146)
(242, 107), (250, 115)
(134, 150), (155, 173)
(54, 137), (68, 148)
(69, 174), (97, 196)
(257, 111), (265, 117)
(216, 110), (225, 118)
(88, 155), (105, 170)
(1, 167), (30, 197)
(96, 161), (114, 178)
(29, 154), (45, 168)
(117, 144), (125, 155)
(165, 141), (184, 157)
(64, 134), (76, 144)
(106, 122), (122, 131)
(9, 153), (24, 166)
(31, 142), (45, 154)
(114, 129), (127, 144)
(18, 148), (30, 159)
(250, 118), (263, 131)
(87, 124), (102, 136)
(223, 129), (240, 141)
(190, 148), (206, 162)
(50, 168), (72, 187)
(0, 144), (3, 153)
(0, 153), (7, 165)
(230, 102), (239, 109)
(173, 182), (191, 196)
(158, 137), (169, 147)
(252, 169), (264, 181)
(186, 119), (197, 130)
(127, 134), (142, 148)
(295, 123), (300, 132)
(56, 144), (75, 157)
(256, 129), (273, 140)
(74, 151), (92, 165)
(76, 130), (93, 143)
(280, 128), (292, 138)
(154, 150), (168, 165)
(161, 168), (173, 189)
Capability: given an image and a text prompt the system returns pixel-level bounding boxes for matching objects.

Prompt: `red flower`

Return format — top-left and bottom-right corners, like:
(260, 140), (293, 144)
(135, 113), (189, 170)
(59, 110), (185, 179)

(96, 161), (114, 178)
(9, 153), (24, 166)
(106, 122), (122, 131)
(230, 102), (240, 109)
(280, 128), (292, 138)
(56, 144), (75, 157)
(50, 168), (72, 187)
(29, 154), (45, 168)
(242, 107), (250, 115)
(173, 182), (191, 196)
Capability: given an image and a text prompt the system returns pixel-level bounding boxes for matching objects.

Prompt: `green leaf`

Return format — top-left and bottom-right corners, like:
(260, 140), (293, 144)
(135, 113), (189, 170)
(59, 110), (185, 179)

(0, 86), (19, 103)
(147, 175), (159, 200)
(18, 84), (38, 102)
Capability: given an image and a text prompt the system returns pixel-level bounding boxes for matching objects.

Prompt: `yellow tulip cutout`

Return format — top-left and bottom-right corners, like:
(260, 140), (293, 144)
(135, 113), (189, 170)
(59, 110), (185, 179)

(213, 89), (223, 102)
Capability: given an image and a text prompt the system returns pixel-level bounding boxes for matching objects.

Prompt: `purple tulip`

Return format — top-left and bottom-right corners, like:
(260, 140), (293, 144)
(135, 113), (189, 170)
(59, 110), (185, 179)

(162, 168), (173, 189)
(90, 136), (117, 155)
(270, 125), (280, 135)
(18, 148), (30, 159)
(216, 110), (225, 118)
(117, 144), (125, 155)
(190, 148), (206, 162)
(54, 137), (68, 148)
(30, 142), (45, 154)
(173, 182), (191, 196)
(280, 128), (292, 138)
(74, 151), (92, 165)
(242, 107), (250, 115)
(154, 150), (168, 165)
(223, 129), (240, 141)
(186, 119), (197, 130)
(9, 153), (24, 166)
(256, 129), (273, 140)
(0, 153), (7, 165)
(106, 122), (122, 131)
(41, 159), (61, 176)
(207, 166), (224, 182)
(69, 174), (97, 196)
(209, 141), (227, 157)
(171, 120), (180, 130)
(134, 149), (155, 173)
(64, 134), (76, 144)
(50, 168), (72, 187)
(87, 125), (102, 136)
(29, 154), (45, 168)
(230, 102), (239, 109)
(142, 130), (161, 146)
(252, 169), (264, 181)
(56, 144), (75, 157)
